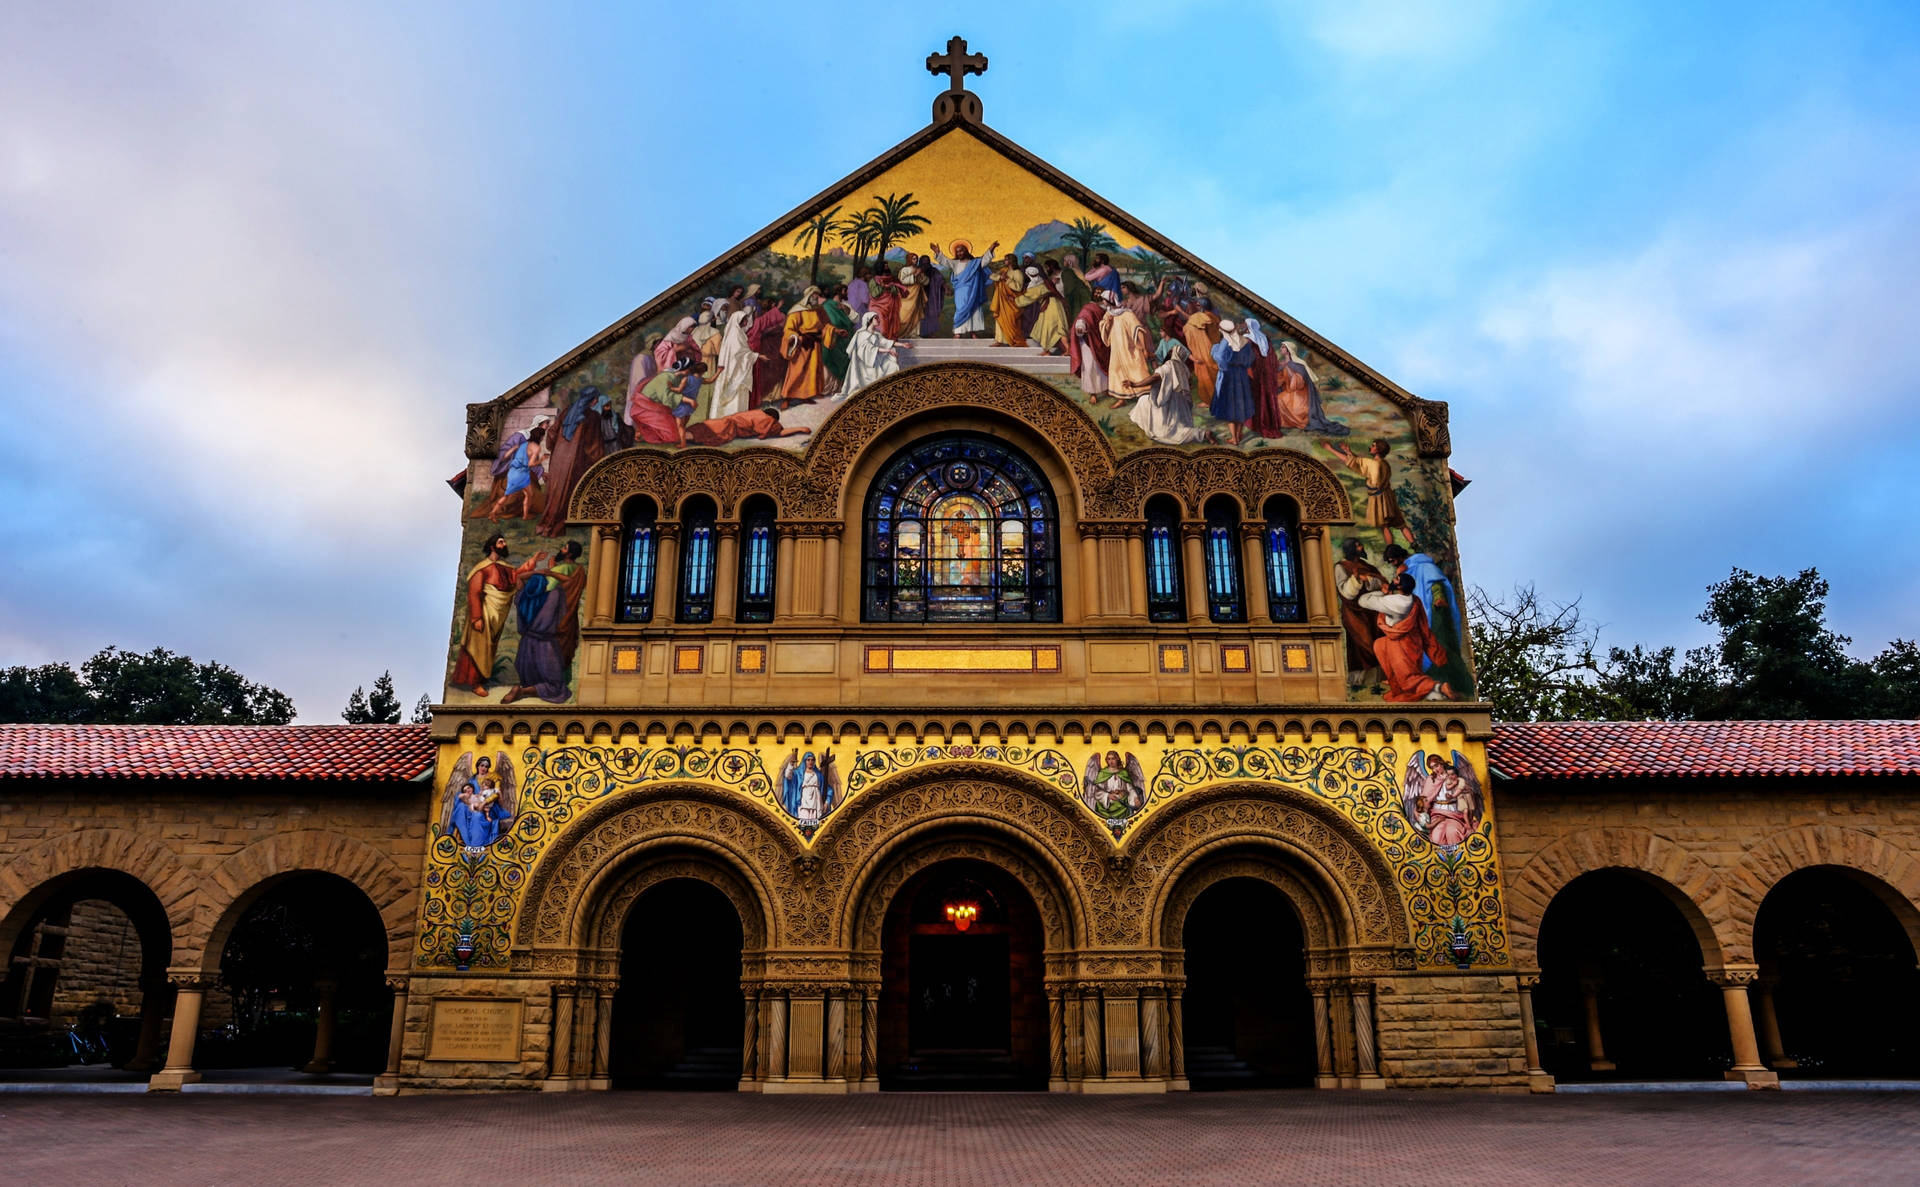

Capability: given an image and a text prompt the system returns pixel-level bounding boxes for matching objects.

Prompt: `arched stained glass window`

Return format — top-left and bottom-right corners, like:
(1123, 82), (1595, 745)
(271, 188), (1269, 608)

(737, 495), (777, 624)
(1204, 495), (1246, 624)
(1145, 495), (1185, 623)
(1263, 496), (1305, 624)
(677, 496), (717, 624)
(617, 496), (658, 624)
(862, 433), (1059, 623)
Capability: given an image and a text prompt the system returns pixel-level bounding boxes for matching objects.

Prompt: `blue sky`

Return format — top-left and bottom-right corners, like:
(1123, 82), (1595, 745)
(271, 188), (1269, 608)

(2, 2), (1916, 719)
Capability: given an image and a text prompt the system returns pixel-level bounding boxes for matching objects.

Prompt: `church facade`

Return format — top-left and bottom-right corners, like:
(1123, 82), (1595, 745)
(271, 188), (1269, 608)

(4, 52), (1917, 1096)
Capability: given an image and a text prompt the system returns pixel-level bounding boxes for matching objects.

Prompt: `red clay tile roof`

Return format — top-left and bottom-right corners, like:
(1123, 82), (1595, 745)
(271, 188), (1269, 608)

(0, 724), (434, 781)
(1488, 720), (1920, 780)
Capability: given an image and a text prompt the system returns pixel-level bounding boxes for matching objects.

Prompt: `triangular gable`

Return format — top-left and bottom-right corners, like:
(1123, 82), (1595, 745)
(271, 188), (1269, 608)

(462, 116), (1450, 464)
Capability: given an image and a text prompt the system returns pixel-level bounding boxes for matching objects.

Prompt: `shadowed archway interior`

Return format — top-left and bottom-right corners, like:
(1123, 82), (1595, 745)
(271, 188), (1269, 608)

(1534, 870), (1728, 1082)
(610, 879), (744, 1089)
(878, 858), (1047, 1091)
(1181, 877), (1315, 1088)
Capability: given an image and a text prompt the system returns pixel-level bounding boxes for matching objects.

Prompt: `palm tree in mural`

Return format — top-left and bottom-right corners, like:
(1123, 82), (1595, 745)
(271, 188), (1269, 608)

(1063, 216), (1119, 269)
(839, 207), (882, 273)
(867, 192), (931, 272)
(1129, 245), (1176, 286)
(791, 204), (844, 284)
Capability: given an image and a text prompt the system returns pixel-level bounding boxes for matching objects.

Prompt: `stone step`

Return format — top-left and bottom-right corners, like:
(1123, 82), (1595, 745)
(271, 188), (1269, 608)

(894, 339), (1071, 375)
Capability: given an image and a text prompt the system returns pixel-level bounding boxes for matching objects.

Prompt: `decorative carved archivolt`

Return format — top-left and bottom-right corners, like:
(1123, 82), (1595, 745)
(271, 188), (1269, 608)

(565, 364), (1353, 528)
(1157, 854), (1340, 955)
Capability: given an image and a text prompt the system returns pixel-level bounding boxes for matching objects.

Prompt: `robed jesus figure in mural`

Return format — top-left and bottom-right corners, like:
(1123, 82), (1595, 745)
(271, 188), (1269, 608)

(929, 239), (1000, 338)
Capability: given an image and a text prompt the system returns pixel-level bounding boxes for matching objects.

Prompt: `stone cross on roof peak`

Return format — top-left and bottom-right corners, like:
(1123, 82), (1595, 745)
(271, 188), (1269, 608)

(926, 36), (987, 124)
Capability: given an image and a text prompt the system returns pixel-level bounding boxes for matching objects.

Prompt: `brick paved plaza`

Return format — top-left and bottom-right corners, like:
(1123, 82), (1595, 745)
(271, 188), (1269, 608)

(5, 1090), (1918, 1186)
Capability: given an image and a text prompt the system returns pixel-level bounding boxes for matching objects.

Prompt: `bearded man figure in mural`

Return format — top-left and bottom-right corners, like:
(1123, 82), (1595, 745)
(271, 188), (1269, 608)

(1359, 572), (1458, 702)
(929, 239), (999, 338)
(502, 540), (588, 705)
(452, 533), (543, 697)
(779, 286), (839, 407)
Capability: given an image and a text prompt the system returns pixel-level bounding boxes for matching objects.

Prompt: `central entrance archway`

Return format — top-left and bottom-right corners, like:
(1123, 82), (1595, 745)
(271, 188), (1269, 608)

(610, 879), (744, 1089)
(878, 858), (1047, 1090)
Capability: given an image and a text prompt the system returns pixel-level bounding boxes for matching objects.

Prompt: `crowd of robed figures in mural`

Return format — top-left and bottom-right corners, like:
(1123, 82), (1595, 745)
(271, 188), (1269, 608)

(449, 188), (1473, 707)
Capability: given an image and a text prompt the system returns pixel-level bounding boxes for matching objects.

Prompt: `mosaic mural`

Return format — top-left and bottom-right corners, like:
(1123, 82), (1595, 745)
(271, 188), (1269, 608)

(446, 125), (1470, 706)
(416, 731), (1509, 974)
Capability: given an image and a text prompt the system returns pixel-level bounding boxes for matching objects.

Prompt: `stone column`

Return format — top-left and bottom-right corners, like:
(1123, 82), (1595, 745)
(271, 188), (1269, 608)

(1063, 987), (1085, 1082)
(1309, 981), (1336, 1089)
(1078, 533), (1101, 621)
(545, 985), (576, 1089)
(126, 976), (172, 1073)
(375, 977), (408, 1096)
(592, 989), (614, 1090)
(1350, 982), (1384, 1089)
(591, 524), (620, 626)
(841, 990), (863, 1089)
(821, 529), (844, 620)
(1103, 990), (1142, 1081)
(1168, 988), (1188, 1090)
(302, 979), (339, 1074)
(1046, 985), (1067, 1091)
(654, 526), (680, 617)
(1711, 966), (1780, 1088)
(712, 522), (740, 625)
(825, 991), (847, 1083)
(148, 974), (210, 1091)
(772, 527), (798, 620)
(1579, 977), (1615, 1072)
(571, 990), (598, 1081)
(1080, 989), (1105, 1080)
(1516, 972), (1554, 1093)
(767, 992), (789, 1083)
(1753, 977), (1796, 1069)
(1240, 526), (1271, 624)
(1181, 523), (1209, 625)
(1301, 527), (1331, 624)
(740, 988), (760, 1089)
(860, 993), (878, 1086)
(1126, 527), (1152, 622)
(1140, 989), (1167, 1081)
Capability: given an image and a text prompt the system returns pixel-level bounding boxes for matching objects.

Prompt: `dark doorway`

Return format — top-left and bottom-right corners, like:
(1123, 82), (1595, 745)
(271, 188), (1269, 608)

(1535, 870), (1728, 1081)
(1181, 877), (1315, 1088)
(1756, 867), (1920, 1078)
(610, 879), (743, 1089)
(211, 873), (391, 1074)
(879, 858), (1047, 1090)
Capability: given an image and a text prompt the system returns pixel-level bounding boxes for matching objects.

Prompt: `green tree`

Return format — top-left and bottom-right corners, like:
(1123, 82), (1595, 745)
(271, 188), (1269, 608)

(342, 671), (405, 724)
(791, 204), (843, 284)
(411, 693), (434, 724)
(1128, 246), (1175, 285)
(1467, 584), (1614, 722)
(0, 646), (296, 724)
(1062, 217), (1119, 268)
(867, 192), (931, 272)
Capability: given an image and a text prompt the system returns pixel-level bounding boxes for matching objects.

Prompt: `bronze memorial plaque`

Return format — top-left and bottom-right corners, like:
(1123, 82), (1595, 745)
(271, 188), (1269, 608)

(426, 997), (524, 1062)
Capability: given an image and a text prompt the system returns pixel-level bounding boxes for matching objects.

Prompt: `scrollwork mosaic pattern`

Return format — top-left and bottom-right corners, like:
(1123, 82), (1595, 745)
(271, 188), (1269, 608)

(415, 735), (1509, 971)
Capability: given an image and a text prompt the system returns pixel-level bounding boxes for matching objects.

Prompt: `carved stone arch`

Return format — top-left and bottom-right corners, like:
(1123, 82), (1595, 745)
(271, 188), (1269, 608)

(1155, 846), (1343, 957)
(1728, 824), (1920, 963)
(791, 362), (1119, 520)
(845, 831), (1078, 958)
(1128, 783), (1412, 953)
(1103, 447), (1351, 524)
(190, 831), (417, 975)
(1506, 827), (1735, 969)
(810, 763), (1109, 951)
(568, 445), (804, 523)
(517, 782), (798, 952)
(583, 846), (771, 956)
(0, 829), (194, 974)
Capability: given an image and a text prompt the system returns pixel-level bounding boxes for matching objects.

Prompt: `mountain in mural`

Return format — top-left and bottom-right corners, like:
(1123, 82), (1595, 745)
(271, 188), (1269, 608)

(1013, 219), (1076, 257)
